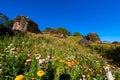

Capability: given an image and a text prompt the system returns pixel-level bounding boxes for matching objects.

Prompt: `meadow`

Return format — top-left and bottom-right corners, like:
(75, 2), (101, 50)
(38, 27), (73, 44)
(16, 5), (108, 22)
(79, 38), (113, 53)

(0, 32), (120, 80)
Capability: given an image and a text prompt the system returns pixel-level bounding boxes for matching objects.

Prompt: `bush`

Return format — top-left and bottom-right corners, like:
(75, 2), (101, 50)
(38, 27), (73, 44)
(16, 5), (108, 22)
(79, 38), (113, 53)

(43, 27), (55, 33)
(4, 20), (14, 28)
(104, 47), (120, 66)
(73, 32), (81, 36)
(56, 27), (71, 36)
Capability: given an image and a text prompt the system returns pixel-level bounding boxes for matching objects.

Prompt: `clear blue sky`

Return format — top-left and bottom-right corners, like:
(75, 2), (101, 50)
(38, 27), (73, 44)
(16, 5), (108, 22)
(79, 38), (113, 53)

(0, 0), (120, 42)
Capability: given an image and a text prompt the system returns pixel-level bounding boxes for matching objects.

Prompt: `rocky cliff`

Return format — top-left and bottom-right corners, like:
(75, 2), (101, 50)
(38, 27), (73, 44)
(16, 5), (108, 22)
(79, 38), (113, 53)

(86, 32), (101, 44)
(12, 16), (41, 33)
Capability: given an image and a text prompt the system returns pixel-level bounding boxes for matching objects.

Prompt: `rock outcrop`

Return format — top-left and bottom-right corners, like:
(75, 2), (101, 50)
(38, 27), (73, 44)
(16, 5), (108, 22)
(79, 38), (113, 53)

(12, 16), (40, 33)
(78, 32), (101, 46)
(86, 32), (101, 44)
(78, 38), (90, 46)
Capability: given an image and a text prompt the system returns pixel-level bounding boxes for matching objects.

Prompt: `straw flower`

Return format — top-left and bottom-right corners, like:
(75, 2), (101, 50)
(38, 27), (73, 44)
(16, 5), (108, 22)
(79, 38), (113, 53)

(25, 59), (32, 65)
(59, 60), (65, 63)
(9, 48), (17, 54)
(14, 75), (24, 80)
(37, 70), (45, 77)
(35, 54), (41, 59)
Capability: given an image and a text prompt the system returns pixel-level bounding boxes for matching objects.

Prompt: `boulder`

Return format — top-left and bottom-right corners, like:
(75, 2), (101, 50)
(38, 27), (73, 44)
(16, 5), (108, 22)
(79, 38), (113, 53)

(86, 32), (101, 44)
(112, 41), (120, 44)
(78, 38), (90, 46)
(12, 16), (41, 33)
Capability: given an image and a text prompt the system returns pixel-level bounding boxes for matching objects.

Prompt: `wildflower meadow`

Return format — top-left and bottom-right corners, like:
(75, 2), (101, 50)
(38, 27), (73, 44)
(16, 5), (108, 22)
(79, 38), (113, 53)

(0, 32), (120, 80)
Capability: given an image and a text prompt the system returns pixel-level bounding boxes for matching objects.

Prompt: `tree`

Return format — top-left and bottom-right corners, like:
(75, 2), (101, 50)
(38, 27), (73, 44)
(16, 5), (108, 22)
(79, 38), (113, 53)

(0, 13), (8, 24)
(56, 27), (71, 36)
(43, 27), (55, 33)
(4, 20), (14, 28)
(73, 32), (81, 36)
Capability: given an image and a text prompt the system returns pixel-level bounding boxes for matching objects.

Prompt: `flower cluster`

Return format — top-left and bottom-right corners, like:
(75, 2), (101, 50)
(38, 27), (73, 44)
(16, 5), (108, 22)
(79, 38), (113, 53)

(59, 59), (79, 69)
(5, 43), (21, 54)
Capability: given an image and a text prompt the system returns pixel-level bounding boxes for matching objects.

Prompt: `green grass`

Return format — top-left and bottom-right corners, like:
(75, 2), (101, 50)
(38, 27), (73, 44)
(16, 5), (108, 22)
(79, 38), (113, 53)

(0, 32), (120, 80)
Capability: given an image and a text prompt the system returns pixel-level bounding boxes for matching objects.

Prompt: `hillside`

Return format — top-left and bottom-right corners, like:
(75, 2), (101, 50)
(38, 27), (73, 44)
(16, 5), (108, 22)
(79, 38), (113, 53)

(0, 32), (120, 80)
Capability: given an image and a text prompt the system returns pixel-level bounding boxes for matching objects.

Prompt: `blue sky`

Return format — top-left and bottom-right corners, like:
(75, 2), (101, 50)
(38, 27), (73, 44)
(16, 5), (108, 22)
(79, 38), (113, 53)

(0, 0), (120, 42)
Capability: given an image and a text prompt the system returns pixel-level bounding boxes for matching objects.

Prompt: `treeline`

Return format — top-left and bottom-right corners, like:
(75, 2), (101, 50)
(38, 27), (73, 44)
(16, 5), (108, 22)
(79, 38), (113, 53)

(43, 27), (81, 36)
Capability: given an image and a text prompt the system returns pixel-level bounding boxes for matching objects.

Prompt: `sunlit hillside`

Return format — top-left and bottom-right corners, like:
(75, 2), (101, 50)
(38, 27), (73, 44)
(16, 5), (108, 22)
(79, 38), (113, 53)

(0, 32), (120, 80)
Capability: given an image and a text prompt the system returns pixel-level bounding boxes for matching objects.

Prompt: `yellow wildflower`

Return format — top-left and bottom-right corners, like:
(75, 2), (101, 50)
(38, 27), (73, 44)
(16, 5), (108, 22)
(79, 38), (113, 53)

(65, 66), (70, 70)
(100, 69), (103, 73)
(97, 74), (100, 77)
(87, 74), (90, 78)
(67, 62), (72, 67)
(37, 70), (45, 77)
(59, 60), (65, 63)
(106, 64), (111, 68)
(14, 75), (24, 80)
(31, 77), (35, 80)
(71, 61), (75, 65)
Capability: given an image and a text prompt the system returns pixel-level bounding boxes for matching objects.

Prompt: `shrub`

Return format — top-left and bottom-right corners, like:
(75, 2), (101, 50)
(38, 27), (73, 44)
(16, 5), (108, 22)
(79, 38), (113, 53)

(73, 32), (81, 36)
(104, 47), (120, 66)
(56, 27), (71, 36)
(43, 27), (55, 33)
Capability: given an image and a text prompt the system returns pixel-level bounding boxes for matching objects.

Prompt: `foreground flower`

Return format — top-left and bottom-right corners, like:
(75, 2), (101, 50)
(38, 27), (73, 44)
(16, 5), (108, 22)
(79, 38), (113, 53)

(9, 48), (17, 54)
(35, 54), (41, 59)
(38, 59), (46, 65)
(25, 59), (32, 65)
(37, 70), (45, 77)
(59, 60), (65, 63)
(14, 75), (24, 80)
(30, 77), (35, 80)
(27, 53), (32, 57)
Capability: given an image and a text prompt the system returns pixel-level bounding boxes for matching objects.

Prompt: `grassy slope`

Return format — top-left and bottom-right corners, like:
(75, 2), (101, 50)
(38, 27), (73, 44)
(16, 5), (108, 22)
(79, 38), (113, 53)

(0, 32), (120, 79)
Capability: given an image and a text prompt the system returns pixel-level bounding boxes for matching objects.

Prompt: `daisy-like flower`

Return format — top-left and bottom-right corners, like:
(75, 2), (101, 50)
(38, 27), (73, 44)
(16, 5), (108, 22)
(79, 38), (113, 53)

(35, 54), (41, 59)
(59, 60), (65, 63)
(25, 59), (32, 65)
(27, 53), (31, 57)
(38, 59), (46, 65)
(37, 70), (45, 77)
(46, 56), (51, 61)
(14, 75), (24, 80)
(9, 48), (17, 54)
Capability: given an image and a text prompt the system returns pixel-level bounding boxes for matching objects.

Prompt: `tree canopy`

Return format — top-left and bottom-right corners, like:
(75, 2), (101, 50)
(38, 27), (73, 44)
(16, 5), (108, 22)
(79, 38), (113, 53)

(73, 32), (81, 36)
(4, 20), (14, 28)
(0, 13), (8, 24)
(56, 27), (71, 36)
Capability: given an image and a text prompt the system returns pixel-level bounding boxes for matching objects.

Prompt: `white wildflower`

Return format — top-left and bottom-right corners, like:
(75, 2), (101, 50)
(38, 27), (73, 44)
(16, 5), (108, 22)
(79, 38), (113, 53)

(38, 59), (46, 65)
(9, 48), (16, 54)
(35, 54), (41, 60)
(82, 75), (85, 78)
(46, 56), (51, 61)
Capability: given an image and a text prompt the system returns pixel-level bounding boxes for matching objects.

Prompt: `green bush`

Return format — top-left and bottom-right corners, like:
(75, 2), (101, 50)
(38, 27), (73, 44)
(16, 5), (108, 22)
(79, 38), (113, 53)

(56, 27), (71, 36)
(43, 27), (55, 33)
(73, 32), (81, 36)
(104, 47), (120, 66)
